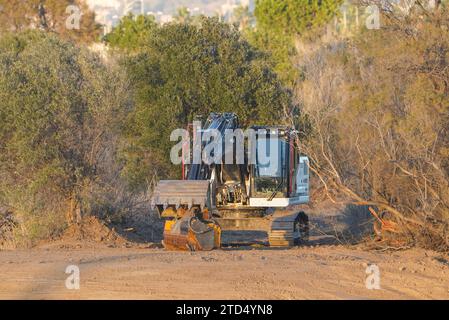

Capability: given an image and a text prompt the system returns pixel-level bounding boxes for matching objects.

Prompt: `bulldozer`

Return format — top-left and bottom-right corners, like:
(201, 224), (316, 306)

(151, 113), (310, 251)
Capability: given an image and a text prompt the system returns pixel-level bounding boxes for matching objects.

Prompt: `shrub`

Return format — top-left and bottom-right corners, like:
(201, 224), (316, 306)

(0, 31), (130, 246)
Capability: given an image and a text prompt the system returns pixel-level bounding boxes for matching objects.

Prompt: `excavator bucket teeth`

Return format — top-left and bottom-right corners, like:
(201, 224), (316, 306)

(152, 180), (210, 211)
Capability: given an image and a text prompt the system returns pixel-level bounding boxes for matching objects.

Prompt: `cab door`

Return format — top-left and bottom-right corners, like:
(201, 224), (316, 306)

(296, 156), (310, 202)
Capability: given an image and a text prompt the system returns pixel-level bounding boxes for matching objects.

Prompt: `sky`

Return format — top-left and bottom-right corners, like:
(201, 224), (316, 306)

(87, 0), (121, 9)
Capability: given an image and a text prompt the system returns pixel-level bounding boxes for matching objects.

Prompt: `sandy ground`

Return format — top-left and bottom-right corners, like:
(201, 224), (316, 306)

(1, 203), (448, 300)
(0, 243), (448, 300)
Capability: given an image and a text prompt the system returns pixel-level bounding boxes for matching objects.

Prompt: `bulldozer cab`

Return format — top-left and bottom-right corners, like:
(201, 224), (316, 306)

(247, 127), (309, 207)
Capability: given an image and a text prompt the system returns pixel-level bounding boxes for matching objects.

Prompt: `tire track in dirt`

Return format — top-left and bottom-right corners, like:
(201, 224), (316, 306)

(0, 245), (448, 299)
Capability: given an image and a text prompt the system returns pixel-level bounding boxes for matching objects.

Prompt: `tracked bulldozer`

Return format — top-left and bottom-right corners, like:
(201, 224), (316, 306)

(152, 113), (310, 251)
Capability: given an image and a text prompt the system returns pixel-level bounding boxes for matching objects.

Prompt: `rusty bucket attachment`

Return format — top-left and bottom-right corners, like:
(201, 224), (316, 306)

(163, 215), (221, 251)
(152, 180), (221, 251)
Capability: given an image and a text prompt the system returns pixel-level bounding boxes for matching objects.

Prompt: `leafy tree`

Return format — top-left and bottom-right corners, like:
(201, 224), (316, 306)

(104, 14), (158, 52)
(254, 0), (342, 36)
(114, 18), (292, 188)
(245, 0), (342, 86)
(232, 5), (254, 30)
(175, 7), (193, 24)
(0, 0), (101, 44)
(0, 31), (129, 245)
(245, 27), (297, 86)
(173, 7), (208, 25)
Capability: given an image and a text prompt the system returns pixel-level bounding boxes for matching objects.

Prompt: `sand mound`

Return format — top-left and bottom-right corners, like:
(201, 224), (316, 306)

(62, 216), (128, 247)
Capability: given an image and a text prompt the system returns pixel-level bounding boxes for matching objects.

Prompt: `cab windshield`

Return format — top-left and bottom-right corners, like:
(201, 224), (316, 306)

(254, 136), (287, 197)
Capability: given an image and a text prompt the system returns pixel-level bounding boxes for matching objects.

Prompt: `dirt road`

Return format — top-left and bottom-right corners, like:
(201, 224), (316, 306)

(0, 243), (448, 300)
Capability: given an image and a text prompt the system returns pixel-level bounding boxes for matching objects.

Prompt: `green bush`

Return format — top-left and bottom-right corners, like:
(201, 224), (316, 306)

(0, 31), (130, 246)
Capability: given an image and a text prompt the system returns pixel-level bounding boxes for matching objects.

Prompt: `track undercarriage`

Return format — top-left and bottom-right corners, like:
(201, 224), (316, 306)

(159, 205), (309, 251)
(214, 208), (309, 248)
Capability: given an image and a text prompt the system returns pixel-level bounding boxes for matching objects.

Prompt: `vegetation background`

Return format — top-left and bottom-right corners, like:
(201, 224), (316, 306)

(0, 0), (448, 250)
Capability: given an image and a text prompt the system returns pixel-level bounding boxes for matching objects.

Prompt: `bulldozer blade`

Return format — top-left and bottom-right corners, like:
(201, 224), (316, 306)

(151, 180), (211, 213)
